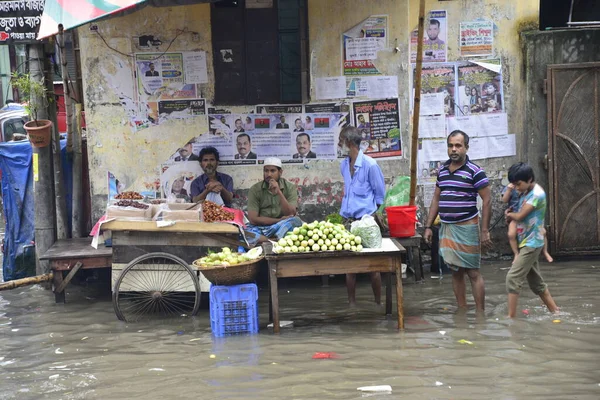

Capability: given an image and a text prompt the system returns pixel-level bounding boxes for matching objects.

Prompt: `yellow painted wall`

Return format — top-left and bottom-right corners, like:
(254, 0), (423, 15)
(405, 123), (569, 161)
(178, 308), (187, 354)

(79, 1), (539, 220)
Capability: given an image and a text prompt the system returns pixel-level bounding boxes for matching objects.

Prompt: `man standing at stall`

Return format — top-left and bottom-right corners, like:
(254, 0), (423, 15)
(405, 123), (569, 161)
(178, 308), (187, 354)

(423, 130), (492, 312)
(190, 147), (234, 207)
(338, 126), (386, 307)
(245, 157), (303, 244)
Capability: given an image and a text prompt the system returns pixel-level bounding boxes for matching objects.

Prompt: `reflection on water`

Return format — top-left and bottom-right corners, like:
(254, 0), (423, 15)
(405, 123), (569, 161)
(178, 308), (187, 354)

(0, 261), (599, 399)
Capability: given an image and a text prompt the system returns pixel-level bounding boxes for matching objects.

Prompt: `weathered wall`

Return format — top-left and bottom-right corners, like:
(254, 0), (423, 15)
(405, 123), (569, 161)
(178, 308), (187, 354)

(79, 0), (540, 256)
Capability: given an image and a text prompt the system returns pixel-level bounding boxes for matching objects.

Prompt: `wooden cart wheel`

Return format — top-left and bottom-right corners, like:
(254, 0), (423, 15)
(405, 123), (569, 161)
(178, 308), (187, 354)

(113, 252), (201, 322)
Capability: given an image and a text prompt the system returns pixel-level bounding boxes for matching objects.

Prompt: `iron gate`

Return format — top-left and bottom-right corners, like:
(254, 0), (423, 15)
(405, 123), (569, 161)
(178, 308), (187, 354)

(547, 62), (600, 256)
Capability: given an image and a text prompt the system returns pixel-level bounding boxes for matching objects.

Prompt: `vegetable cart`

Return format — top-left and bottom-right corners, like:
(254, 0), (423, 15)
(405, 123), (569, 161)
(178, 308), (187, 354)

(102, 220), (249, 322)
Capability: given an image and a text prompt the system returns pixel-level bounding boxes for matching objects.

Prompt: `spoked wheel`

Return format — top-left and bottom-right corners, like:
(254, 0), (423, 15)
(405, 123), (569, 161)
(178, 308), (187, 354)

(113, 252), (201, 322)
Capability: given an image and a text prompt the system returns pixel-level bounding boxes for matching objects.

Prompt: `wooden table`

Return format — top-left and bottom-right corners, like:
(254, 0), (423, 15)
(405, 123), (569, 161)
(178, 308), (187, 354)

(40, 237), (113, 303)
(263, 238), (406, 333)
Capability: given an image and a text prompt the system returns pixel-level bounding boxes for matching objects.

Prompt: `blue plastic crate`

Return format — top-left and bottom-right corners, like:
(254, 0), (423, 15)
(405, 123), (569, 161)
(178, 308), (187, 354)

(210, 283), (259, 337)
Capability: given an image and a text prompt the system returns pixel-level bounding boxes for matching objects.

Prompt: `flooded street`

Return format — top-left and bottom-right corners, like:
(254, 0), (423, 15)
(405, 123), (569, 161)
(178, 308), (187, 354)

(1, 260), (599, 399)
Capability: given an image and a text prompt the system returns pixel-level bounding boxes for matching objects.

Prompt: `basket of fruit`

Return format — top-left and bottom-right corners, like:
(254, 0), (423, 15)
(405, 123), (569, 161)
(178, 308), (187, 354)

(193, 247), (263, 285)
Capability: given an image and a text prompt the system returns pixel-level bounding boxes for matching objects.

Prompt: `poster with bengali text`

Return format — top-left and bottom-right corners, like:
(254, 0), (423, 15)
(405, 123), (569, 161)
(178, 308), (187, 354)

(342, 15), (388, 76)
(457, 61), (504, 115)
(410, 10), (447, 63)
(460, 21), (494, 57)
(412, 63), (457, 116)
(352, 99), (401, 158)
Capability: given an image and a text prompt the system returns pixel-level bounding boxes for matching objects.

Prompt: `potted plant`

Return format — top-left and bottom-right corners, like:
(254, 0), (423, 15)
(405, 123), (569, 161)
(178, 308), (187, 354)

(10, 72), (53, 147)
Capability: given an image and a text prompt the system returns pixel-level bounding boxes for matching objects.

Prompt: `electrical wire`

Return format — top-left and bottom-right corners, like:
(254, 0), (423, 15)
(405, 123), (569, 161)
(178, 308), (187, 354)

(95, 28), (191, 61)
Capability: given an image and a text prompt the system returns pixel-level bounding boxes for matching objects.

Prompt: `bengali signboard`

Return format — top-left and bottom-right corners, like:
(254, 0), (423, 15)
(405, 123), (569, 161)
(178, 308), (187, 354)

(0, 0), (44, 44)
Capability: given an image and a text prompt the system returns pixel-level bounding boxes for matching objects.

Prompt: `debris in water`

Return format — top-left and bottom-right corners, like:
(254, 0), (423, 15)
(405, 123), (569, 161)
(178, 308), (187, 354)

(439, 331), (446, 336)
(81, 337), (89, 341)
(11, 329), (19, 332)
(49, 374), (59, 379)
(189, 338), (202, 342)
(312, 352), (339, 359)
(522, 309), (529, 315)
(552, 319), (561, 324)
(435, 381), (443, 386)
(209, 354), (216, 359)
(177, 331), (184, 335)
(357, 385), (392, 392)
(55, 348), (63, 354)
(149, 368), (165, 371)
(457, 339), (473, 345)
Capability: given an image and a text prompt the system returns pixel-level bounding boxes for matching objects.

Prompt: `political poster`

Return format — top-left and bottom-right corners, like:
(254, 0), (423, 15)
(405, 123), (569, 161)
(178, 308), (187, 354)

(342, 15), (388, 76)
(352, 99), (402, 158)
(410, 10), (447, 63)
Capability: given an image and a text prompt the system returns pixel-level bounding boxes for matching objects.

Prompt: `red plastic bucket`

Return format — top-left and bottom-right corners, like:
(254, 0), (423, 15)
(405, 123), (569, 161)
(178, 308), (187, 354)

(386, 206), (417, 238)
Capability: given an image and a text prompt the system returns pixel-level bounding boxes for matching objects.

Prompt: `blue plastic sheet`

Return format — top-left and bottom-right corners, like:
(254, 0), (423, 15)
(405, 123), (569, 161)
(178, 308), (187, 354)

(0, 139), (71, 281)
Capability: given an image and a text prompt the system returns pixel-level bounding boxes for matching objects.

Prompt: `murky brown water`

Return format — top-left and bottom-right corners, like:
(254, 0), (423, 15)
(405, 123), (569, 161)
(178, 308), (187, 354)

(1, 260), (599, 399)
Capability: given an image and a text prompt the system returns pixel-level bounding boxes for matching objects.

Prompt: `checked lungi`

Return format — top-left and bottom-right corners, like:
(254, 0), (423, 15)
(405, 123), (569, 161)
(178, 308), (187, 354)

(439, 216), (481, 271)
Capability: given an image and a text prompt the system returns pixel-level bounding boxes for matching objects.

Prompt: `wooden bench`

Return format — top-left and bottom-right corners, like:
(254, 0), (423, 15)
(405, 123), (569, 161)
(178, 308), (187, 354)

(40, 237), (113, 303)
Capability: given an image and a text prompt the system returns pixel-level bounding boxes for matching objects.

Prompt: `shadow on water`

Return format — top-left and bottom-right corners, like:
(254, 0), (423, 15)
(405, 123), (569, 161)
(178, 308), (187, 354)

(0, 260), (599, 399)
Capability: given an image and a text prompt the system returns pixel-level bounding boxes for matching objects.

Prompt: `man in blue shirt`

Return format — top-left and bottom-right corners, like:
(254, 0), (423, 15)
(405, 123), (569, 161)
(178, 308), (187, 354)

(339, 126), (386, 306)
(190, 146), (234, 207)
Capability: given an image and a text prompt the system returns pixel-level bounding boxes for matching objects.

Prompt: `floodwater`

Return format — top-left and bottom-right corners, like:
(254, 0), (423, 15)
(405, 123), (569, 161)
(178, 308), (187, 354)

(1, 260), (599, 399)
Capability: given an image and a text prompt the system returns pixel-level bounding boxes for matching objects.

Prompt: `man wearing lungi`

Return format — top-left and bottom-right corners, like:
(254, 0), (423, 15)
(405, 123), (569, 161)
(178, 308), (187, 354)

(245, 157), (303, 244)
(424, 130), (492, 311)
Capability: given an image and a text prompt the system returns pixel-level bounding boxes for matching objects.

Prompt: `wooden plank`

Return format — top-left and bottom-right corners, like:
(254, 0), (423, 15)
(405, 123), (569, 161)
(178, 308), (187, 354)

(385, 273), (392, 315)
(112, 245), (217, 265)
(269, 259), (280, 334)
(50, 257), (112, 271)
(55, 262), (83, 293)
(102, 220), (239, 234)
(40, 237), (112, 260)
(53, 271), (65, 303)
(395, 257), (404, 330)
(112, 231), (239, 248)
(275, 255), (396, 278)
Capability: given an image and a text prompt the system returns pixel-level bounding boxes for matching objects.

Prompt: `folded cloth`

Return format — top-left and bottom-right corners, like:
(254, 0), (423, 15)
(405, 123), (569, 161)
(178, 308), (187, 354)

(439, 217), (481, 271)
(244, 216), (304, 246)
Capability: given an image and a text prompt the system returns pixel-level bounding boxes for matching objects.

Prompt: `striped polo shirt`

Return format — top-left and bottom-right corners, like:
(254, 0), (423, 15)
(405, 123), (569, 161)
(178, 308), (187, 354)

(436, 157), (489, 223)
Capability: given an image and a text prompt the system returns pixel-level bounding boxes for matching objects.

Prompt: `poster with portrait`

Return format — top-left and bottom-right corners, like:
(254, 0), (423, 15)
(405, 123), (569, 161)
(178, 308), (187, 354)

(410, 10), (447, 63)
(412, 63), (457, 116)
(342, 15), (388, 76)
(160, 161), (202, 201)
(457, 61), (504, 115)
(352, 99), (401, 158)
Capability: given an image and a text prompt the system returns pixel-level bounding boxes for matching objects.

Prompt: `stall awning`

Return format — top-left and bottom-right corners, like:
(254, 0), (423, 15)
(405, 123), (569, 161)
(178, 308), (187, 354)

(37, 0), (147, 40)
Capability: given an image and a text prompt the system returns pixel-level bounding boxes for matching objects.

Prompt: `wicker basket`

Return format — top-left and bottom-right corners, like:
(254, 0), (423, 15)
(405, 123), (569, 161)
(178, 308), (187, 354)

(193, 257), (263, 286)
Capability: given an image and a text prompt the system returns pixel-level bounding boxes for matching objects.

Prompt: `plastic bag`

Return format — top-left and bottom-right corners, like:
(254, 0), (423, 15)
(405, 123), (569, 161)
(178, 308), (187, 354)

(378, 176), (411, 214)
(350, 215), (382, 248)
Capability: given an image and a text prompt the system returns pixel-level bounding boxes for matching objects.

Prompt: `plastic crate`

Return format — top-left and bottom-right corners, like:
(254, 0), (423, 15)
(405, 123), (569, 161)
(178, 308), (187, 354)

(210, 283), (259, 337)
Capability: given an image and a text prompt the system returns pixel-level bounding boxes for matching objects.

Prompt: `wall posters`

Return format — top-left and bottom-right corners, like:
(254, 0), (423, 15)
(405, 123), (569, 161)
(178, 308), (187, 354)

(342, 15), (388, 76)
(134, 52), (207, 126)
(459, 20), (493, 57)
(410, 10), (447, 63)
(167, 112), (350, 167)
(456, 60), (504, 115)
(413, 63), (457, 117)
(352, 99), (401, 158)
(0, 0), (44, 44)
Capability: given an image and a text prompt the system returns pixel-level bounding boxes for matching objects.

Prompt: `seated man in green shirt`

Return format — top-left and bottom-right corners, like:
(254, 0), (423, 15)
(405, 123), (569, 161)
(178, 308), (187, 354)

(245, 157), (303, 244)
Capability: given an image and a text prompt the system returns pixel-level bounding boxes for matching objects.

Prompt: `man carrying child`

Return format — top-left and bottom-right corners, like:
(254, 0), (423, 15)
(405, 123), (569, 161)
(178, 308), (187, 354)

(504, 162), (559, 318)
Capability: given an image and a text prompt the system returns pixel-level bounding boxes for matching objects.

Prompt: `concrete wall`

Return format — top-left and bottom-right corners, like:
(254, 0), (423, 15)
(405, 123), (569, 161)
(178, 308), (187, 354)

(79, 0), (540, 256)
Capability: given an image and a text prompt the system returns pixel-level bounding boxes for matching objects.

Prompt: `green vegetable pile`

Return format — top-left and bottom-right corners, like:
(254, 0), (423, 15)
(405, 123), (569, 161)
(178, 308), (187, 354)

(273, 221), (362, 254)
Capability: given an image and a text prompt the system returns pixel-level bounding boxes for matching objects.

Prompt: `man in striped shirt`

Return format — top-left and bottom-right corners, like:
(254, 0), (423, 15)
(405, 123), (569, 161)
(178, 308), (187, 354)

(424, 130), (492, 311)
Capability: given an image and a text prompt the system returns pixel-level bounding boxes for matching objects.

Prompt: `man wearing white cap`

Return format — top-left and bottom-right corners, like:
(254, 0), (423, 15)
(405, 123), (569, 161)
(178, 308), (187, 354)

(245, 157), (303, 244)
